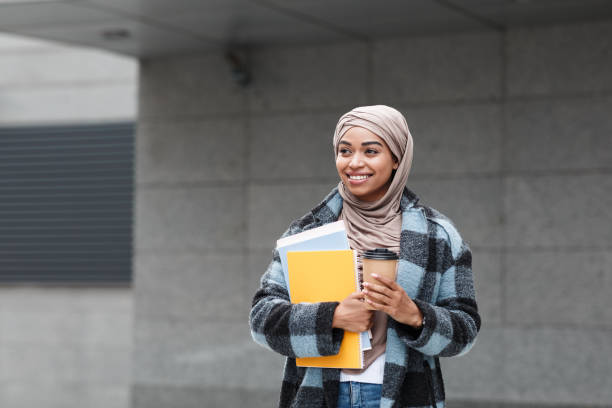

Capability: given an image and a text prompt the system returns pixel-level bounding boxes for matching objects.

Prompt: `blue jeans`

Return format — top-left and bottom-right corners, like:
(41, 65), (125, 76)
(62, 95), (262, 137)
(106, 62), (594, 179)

(337, 382), (382, 408)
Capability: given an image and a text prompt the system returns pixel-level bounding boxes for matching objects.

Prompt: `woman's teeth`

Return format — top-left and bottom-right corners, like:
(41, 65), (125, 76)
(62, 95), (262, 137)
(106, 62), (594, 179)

(349, 175), (369, 180)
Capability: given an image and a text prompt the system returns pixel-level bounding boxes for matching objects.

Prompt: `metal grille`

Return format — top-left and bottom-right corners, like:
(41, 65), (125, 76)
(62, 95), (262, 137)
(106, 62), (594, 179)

(0, 123), (134, 283)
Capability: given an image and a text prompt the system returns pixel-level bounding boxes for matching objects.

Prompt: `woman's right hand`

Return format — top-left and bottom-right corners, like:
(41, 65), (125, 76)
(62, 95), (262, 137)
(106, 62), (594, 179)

(332, 291), (374, 332)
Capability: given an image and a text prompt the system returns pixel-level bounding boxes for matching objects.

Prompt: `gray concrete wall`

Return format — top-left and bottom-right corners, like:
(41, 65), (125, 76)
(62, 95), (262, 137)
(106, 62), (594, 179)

(0, 33), (136, 408)
(0, 33), (136, 125)
(0, 287), (132, 408)
(134, 20), (612, 407)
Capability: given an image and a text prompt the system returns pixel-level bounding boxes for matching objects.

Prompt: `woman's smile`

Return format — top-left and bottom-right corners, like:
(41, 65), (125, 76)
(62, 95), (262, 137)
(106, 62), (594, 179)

(336, 126), (398, 202)
(347, 173), (372, 183)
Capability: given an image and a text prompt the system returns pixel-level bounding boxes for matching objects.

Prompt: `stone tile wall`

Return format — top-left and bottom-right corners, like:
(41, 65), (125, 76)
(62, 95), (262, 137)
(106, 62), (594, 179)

(134, 20), (612, 407)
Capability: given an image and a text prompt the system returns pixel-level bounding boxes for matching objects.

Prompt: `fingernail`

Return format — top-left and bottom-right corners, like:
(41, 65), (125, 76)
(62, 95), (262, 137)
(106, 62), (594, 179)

(372, 273), (378, 278)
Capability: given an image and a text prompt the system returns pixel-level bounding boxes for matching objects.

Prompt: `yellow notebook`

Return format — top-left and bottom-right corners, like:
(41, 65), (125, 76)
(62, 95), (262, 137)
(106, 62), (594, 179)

(286, 249), (363, 369)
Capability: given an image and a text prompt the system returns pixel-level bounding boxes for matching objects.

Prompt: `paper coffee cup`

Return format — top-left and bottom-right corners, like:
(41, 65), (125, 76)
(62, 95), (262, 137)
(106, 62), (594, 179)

(362, 248), (399, 310)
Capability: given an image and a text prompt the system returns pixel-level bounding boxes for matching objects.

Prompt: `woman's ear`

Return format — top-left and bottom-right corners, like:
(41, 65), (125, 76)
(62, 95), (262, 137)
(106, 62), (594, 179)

(393, 157), (399, 170)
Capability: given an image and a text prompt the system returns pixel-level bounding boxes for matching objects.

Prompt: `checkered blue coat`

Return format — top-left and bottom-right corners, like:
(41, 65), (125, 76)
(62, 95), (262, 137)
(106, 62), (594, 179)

(250, 187), (481, 408)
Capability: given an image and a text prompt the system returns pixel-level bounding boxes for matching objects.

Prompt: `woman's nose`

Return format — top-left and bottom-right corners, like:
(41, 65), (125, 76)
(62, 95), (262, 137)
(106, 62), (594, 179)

(349, 154), (364, 168)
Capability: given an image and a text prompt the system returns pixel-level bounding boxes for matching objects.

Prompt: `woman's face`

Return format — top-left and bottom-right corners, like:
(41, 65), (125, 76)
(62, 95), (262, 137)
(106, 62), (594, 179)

(336, 126), (398, 202)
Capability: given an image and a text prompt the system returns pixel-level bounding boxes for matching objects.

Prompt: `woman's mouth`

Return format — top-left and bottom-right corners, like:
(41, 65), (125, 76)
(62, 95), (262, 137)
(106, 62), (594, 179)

(347, 174), (371, 184)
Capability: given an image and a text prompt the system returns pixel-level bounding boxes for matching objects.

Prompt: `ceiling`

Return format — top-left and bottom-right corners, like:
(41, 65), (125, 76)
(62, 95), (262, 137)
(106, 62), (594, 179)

(0, 0), (611, 57)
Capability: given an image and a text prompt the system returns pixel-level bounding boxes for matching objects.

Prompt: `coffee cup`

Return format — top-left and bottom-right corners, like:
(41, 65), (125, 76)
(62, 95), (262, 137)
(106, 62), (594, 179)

(362, 248), (399, 310)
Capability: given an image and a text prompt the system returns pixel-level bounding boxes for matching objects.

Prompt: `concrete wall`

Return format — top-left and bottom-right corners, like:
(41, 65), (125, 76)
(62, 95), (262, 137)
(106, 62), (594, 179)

(134, 20), (612, 407)
(0, 287), (132, 408)
(0, 33), (136, 408)
(0, 33), (136, 125)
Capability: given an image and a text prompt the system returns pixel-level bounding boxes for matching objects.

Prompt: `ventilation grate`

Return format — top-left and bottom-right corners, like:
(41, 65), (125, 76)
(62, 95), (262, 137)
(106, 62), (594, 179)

(0, 123), (134, 283)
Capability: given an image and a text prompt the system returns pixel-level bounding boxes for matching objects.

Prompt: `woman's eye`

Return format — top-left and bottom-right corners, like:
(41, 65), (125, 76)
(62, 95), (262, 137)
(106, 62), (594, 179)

(339, 148), (351, 155)
(366, 149), (378, 154)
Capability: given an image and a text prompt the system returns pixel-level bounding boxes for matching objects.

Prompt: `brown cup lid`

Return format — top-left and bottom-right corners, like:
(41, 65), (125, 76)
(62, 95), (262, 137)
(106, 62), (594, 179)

(363, 248), (399, 260)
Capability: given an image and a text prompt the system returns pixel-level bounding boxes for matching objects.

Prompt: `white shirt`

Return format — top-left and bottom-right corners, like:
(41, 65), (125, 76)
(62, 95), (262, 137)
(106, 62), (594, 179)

(339, 352), (386, 384)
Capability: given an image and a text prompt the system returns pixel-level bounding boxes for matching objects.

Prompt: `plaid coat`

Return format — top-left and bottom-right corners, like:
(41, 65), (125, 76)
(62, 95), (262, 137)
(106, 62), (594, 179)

(250, 187), (480, 408)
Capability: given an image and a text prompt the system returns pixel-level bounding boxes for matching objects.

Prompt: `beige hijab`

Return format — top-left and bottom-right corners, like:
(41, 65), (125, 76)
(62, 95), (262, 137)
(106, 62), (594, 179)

(333, 105), (414, 255)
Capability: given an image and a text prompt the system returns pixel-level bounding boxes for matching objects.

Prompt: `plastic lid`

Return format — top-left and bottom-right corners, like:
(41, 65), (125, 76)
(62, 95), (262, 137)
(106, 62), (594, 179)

(363, 248), (399, 260)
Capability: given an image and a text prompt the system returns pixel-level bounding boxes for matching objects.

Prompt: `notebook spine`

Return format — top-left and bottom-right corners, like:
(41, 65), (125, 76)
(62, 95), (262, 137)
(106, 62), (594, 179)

(353, 249), (364, 369)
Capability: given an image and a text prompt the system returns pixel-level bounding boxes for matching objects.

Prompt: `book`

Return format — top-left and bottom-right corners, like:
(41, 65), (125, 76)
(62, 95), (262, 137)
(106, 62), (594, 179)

(286, 249), (363, 369)
(276, 221), (371, 351)
(276, 221), (350, 289)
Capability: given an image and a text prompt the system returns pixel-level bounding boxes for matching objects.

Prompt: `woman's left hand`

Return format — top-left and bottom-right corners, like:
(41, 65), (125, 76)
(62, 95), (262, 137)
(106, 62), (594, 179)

(363, 273), (424, 329)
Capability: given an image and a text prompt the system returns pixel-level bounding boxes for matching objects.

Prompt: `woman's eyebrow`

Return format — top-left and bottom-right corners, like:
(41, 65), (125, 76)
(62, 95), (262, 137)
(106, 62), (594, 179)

(362, 141), (383, 147)
(338, 140), (352, 146)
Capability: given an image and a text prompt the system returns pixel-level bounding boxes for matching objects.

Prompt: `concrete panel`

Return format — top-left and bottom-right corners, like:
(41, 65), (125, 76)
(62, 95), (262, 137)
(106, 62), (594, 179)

(0, 49), (135, 86)
(132, 384), (278, 408)
(408, 177), (503, 249)
(247, 182), (337, 250)
(0, 83), (136, 125)
(372, 32), (502, 104)
(248, 112), (339, 181)
(0, 287), (131, 314)
(246, 250), (274, 300)
(0, 309), (131, 348)
(445, 326), (612, 405)
(135, 186), (244, 251)
(448, 400), (603, 408)
(139, 54), (245, 120)
(504, 249), (612, 328)
(504, 97), (612, 172)
(0, 287), (131, 408)
(504, 174), (612, 248)
(246, 42), (368, 112)
(472, 250), (503, 325)
(503, 327), (612, 405)
(507, 21), (612, 97)
(1, 345), (130, 383)
(134, 319), (284, 390)
(136, 118), (246, 185)
(404, 103), (503, 176)
(0, 382), (129, 408)
(441, 326), (506, 401)
(134, 253), (249, 321)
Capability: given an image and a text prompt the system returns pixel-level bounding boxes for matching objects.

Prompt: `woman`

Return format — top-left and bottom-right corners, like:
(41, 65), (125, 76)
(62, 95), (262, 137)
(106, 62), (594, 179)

(250, 105), (480, 408)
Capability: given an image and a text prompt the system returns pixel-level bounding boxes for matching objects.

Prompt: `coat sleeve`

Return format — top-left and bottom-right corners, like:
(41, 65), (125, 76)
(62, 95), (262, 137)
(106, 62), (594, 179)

(249, 246), (345, 358)
(396, 220), (481, 358)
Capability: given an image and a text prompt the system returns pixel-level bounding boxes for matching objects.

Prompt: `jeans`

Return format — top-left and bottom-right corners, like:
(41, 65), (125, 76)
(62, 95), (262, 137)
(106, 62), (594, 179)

(337, 382), (382, 408)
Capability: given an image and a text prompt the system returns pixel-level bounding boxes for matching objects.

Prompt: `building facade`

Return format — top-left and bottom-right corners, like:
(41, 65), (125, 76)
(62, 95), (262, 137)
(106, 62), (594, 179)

(0, 3), (611, 407)
(0, 33), (136, 408)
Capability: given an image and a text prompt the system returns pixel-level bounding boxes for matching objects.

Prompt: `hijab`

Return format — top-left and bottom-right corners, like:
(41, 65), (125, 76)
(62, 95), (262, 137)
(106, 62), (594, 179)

(333, 105), (414, 255)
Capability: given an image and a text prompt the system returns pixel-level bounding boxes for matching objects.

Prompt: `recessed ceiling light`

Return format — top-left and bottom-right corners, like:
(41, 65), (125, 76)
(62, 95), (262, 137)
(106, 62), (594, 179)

(101, 28), (131, 41)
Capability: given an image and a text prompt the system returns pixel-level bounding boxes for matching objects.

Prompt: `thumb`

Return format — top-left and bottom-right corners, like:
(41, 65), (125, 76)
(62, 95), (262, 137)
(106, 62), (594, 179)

(348, 291), (365, 300)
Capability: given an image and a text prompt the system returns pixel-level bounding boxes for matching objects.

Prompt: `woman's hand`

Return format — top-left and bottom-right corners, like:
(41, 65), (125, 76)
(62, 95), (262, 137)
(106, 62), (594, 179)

(332, 291), (374, 332)
(363, 274), (424, 328)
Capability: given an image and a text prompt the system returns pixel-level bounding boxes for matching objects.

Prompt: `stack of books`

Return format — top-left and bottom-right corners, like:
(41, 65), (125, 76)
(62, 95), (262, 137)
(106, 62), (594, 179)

(276, 221), (370, 369)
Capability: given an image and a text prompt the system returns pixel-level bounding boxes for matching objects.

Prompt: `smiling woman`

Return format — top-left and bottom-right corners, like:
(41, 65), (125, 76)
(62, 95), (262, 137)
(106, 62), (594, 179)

(250, 105), (480, 408)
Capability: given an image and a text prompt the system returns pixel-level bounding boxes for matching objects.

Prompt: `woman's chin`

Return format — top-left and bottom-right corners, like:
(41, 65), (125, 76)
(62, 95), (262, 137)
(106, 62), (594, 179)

(349, 189), (383, 202)
(343, 180), (390, 202)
